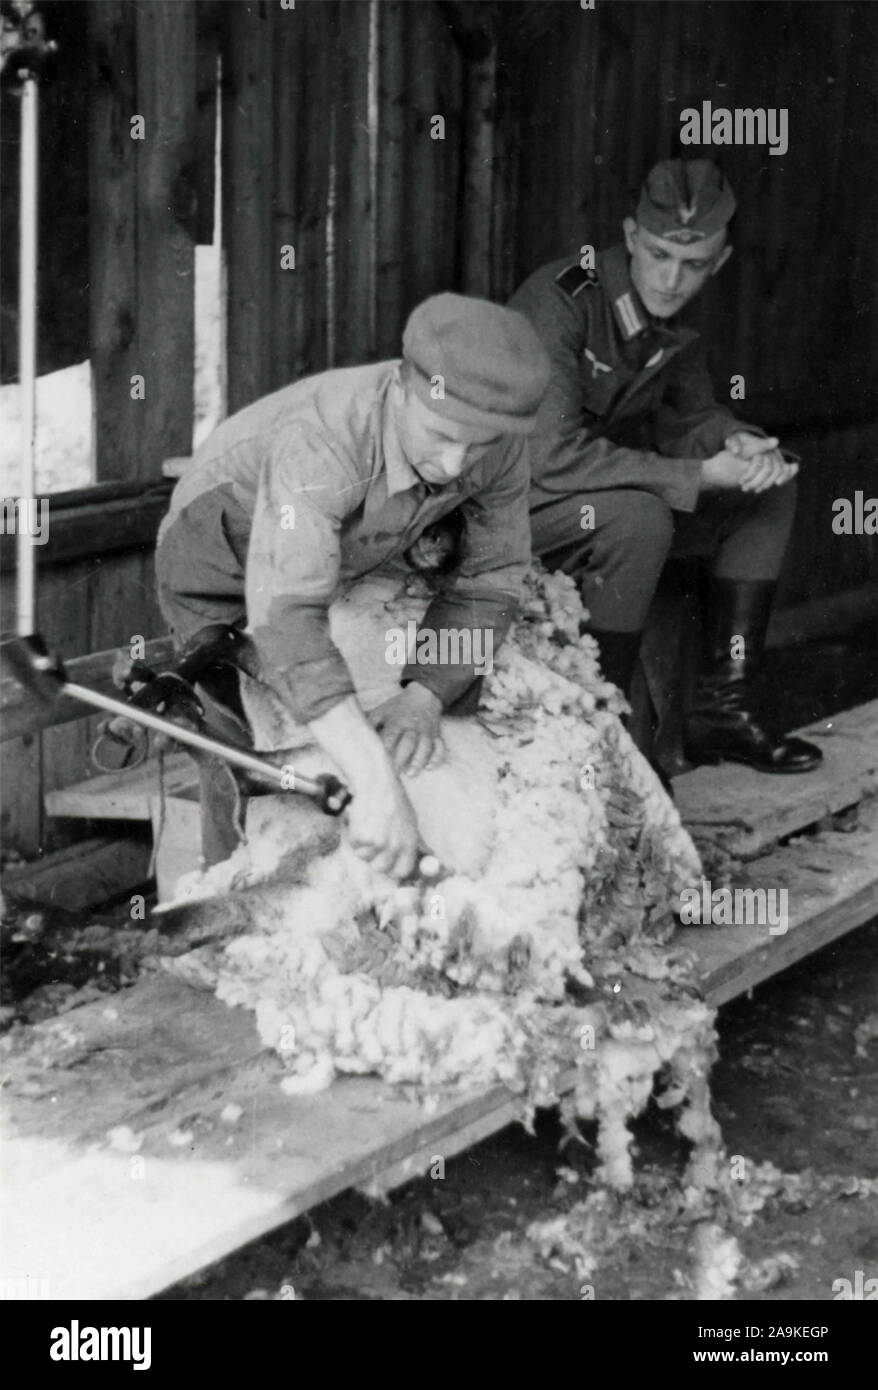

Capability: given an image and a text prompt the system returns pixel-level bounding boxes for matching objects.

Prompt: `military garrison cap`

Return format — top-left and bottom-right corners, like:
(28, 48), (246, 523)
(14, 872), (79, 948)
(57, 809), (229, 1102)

(636, 158), (736, 243)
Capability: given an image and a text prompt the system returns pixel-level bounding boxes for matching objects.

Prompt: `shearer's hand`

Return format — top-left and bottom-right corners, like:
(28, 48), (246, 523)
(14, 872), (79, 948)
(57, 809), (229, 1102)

(307, 693), (421, 879)
(368, 683), (446, 776)
(346, 769), (420, 879)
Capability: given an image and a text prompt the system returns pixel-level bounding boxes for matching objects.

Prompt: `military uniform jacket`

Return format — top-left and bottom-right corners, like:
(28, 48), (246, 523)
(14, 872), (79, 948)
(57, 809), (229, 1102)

(508, 244), (762, 514)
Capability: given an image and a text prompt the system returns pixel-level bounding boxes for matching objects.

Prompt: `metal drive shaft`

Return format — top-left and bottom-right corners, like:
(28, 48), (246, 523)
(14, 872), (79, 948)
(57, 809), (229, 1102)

(1, 635), (350, 816)
(63, 679), (349, 812)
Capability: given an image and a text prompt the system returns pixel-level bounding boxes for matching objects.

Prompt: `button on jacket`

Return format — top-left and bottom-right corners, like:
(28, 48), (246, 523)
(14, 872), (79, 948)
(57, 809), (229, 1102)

(156, 362), (530, 724)
(508, 244), (764, 514)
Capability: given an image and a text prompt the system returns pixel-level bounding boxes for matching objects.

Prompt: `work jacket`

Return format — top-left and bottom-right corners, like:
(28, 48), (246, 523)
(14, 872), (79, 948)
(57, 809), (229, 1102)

(155, 362), (530, 724)
(508, 244), (763, 514)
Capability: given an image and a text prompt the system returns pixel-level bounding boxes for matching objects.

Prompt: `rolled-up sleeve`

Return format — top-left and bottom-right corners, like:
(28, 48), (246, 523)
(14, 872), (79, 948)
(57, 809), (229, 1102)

(245, 428), (362, 723)
(402, 444), (531, 706)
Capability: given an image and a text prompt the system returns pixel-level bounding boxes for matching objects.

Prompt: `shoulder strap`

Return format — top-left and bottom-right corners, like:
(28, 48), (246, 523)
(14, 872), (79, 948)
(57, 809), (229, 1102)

(554, 263), (599, 298)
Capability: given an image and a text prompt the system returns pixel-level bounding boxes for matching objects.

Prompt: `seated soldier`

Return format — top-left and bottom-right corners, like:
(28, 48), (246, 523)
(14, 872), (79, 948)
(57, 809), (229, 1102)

(155, 294), (550, 879)
(508, 158), (821, 775)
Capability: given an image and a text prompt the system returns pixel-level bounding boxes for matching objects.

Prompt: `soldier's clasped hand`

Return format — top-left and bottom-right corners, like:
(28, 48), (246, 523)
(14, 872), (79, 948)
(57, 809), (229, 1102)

(725, 430), (798, 492)
(701, 433), (798, 494)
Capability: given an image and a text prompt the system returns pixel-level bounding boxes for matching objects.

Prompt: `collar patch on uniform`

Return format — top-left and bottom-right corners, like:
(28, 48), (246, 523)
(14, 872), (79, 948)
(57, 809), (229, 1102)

(584, 346), (613, 377)
(614, 292), (645, 340)
(644, 348), (664, 369)
(555, 264), (599, 298)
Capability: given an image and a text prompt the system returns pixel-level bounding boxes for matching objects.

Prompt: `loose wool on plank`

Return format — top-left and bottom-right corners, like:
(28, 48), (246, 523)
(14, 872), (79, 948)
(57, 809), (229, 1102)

(163, 567), (719, 1189)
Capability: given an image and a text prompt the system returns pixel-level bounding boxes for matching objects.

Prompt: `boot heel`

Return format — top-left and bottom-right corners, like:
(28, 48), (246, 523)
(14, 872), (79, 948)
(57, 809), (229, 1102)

(682, 739), (721, 767)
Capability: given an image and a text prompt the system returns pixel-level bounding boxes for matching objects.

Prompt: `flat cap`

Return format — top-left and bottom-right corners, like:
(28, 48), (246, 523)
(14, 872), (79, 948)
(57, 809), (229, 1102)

(402, 293), (551, 435)
(637, 158), (736, 243)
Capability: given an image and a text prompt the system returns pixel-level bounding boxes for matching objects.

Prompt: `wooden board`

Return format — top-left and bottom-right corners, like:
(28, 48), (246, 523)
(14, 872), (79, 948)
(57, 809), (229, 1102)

(222, 0), (274, 410)
(1, 836), (152, 912)
(0, 975), (536, 1300)
(45, 751), (197, 822)
(687, 794), (878, 1006)
(0, 732), (41, 852)
(673, 700), (878, 859)
(373, 1), (406, 359)
(332, 0), (375, 367)
(88, 0), (140, 485)
(1, 635), (176, 743)
(0, 486), (173, 577)
(3, 792), (877, 1300)
(135, 0), (197, 475)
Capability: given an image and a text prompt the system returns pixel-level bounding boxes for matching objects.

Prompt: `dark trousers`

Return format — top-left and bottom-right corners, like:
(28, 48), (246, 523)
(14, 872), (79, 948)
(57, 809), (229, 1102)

(530, 480), (797, 632)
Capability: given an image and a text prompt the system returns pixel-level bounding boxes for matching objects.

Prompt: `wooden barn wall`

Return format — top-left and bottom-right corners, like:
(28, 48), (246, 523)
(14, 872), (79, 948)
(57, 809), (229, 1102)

(3, 0), (877, 855)
(0, 548), (164, 856)
(512, 0), (878, 605)
(1, 0), (469, 856)
(1, 0), (196, 855)
(221, 0), (465, 407)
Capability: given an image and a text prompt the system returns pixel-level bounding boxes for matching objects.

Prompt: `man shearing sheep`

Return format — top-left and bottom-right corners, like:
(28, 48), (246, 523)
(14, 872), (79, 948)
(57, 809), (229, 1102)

(156, 295), (550, 878)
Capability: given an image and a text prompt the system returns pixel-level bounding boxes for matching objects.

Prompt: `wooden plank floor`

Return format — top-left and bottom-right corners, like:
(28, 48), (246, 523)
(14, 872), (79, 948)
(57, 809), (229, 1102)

(674, 699), (878, 858)
(687, 795), (878, 1004)
(4, 707), (877, 1300)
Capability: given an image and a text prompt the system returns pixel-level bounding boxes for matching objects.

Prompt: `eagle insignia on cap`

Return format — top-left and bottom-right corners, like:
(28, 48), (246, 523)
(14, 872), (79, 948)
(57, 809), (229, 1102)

(678, 200), (697, 225)
(663, 228), (707, 244)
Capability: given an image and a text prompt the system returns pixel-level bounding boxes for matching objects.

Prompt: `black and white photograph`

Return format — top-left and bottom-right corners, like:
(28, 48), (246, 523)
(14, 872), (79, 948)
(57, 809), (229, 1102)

(1, 0), (877, 1335)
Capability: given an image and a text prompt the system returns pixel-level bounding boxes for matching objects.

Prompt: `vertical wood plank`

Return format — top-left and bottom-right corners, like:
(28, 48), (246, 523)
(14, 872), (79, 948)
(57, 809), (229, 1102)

(592, 6), (619, 245)
(39, 561), (94, 850)
(489, 35), (521, 303)
(222, 0), (273, 411)
(332, 0), (375, 365)
(571, 1), (600, 242)
(460, 43), (497, 298)
(88, 0), (139, 482)
(271, 0), (305, 387)
(36, 550), (166, 850)
(513, 13), (565, 276)
(374, 0), (406, 357)
(194, 0), (221, 246)
(625, 2), (661, 204)
(402, 2), (462, 307)
(401, 0), (433, 308)
(136, 0), (198, 471)
(0, 734), (42, 855)
(273, 0), (332, 382)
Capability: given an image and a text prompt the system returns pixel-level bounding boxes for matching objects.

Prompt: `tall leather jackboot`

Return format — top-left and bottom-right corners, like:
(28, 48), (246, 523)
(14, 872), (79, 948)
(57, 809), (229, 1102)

(683, 577), (822, 773)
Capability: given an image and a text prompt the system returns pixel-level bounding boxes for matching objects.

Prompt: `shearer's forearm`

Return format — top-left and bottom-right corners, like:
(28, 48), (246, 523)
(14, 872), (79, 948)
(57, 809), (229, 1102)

(309, 695), (398, 792)
(401, 586), (517, 705)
